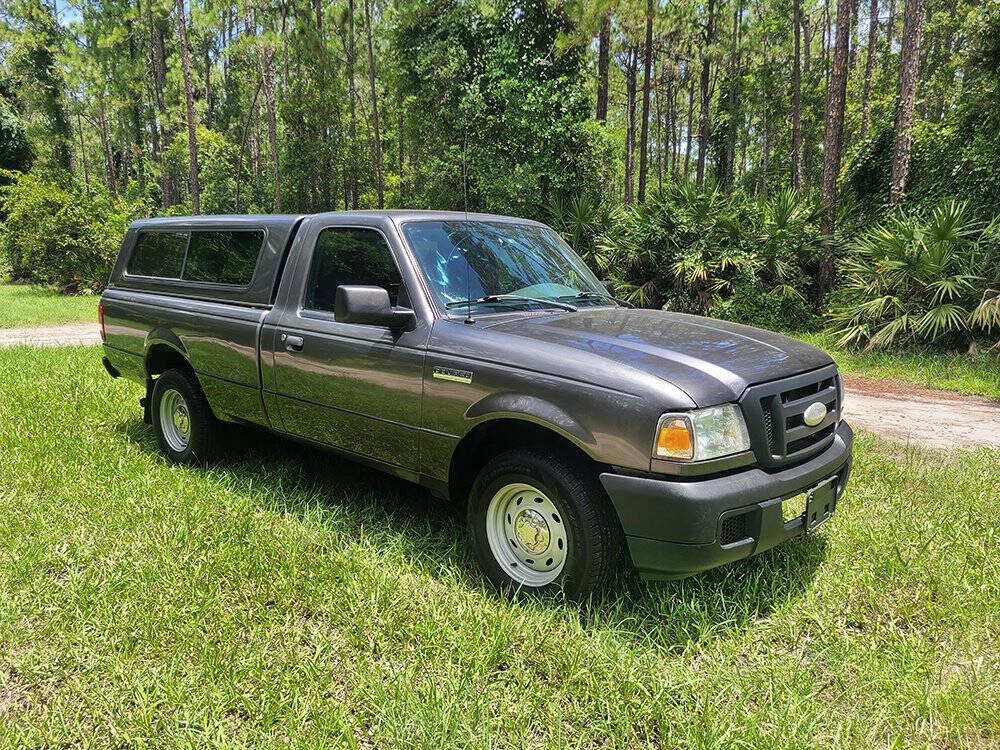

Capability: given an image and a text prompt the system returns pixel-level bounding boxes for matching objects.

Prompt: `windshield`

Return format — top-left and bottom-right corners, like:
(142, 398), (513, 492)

(400, 220), (611, 313)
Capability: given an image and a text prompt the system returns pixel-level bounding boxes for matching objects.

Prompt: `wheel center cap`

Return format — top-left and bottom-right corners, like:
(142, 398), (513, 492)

(173, 406), (189, 435)
(514, 509), (550, 554)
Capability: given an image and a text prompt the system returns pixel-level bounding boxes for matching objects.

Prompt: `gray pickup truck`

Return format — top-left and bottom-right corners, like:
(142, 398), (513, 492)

(100, 210), (853, 598)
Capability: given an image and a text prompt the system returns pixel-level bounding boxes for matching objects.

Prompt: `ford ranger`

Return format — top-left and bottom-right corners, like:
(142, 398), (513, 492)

(99, 211), (853, 598)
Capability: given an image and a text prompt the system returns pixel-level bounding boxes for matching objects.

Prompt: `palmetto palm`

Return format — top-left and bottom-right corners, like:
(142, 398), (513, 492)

(754, 188), (824, 300)
(831, 202), (998, 349)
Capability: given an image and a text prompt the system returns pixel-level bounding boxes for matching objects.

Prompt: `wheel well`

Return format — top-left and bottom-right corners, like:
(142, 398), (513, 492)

(146, 344), (195, 379)
(448, 419), (607, 504)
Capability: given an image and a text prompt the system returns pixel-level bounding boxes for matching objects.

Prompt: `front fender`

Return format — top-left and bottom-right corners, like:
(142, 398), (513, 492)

(465, 393), (596, 453)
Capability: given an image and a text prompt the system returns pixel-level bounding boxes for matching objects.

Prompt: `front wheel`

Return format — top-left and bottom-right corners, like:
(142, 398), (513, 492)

(468, 449), (621, 600)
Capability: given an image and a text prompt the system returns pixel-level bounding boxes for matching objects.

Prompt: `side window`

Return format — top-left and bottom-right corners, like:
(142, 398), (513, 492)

(304, 228), (402, 313)
(127, 231), (188, 278)
(184, 230), (264, 285)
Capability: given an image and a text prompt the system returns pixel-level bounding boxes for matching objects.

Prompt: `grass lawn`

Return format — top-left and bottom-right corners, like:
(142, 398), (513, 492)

(1, 346), (998, 747)
(0, 282), (98, 329)
(795, 331), (1000, 400)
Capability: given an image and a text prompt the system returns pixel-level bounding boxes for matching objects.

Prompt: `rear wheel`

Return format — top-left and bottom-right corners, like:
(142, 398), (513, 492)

(468, 448), (620, 600)
(151, 368), (223, 465)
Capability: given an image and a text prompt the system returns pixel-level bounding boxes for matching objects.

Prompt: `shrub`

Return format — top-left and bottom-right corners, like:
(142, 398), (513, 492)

(0, 171), (145, 291)
(554, 183), (825, 331)
(829, 201), (1000, 350)
(713, 274), (821, 332)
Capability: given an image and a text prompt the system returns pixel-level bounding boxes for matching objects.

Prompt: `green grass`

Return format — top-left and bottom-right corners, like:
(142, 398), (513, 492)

(0, 282), (98, 328)
(1, 346), (998, 747)
(795, 331), (1000, 400)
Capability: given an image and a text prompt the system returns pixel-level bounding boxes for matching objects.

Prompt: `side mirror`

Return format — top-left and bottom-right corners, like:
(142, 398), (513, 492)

(334, 285), (416, 331)
(602, 279), (615, 294)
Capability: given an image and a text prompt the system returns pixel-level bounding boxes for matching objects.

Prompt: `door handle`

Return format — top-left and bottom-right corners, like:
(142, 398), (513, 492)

(280, 333), (304, 352)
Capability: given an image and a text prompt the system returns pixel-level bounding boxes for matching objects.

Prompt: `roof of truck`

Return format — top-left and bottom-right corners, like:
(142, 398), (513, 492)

(129, 210), (547, 230)
(129, 214), (305, 230)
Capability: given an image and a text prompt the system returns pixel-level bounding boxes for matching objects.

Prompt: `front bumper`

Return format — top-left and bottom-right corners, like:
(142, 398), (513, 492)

(600, 420), (854, 580)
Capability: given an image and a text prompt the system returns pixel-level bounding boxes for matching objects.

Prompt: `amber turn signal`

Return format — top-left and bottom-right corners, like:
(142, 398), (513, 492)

(656, 417), (693, 459)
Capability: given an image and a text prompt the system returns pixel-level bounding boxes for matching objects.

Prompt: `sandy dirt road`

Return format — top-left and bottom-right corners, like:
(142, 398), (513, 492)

(841, 375), (998, 451)
(0, 323), (102, 349)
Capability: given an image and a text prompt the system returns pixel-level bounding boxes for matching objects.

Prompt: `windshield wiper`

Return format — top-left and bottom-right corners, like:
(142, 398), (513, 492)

(557, 291), (633, 308)
(445, 294), (578, 312)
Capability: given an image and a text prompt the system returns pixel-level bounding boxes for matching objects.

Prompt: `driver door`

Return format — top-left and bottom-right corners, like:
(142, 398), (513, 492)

(269, 224), (427, 470)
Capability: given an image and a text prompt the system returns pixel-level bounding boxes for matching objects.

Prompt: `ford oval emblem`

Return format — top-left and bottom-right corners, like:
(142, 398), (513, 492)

(803, 402), (828, 427)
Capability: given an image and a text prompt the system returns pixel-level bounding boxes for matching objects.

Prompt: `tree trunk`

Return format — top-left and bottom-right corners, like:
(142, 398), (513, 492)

(234, 77), (264, 212)
(720, 0), (742, 193)
(670, 79), (680, 176)
(99, 97), (117, 195)
(848, 0), (861, 73)
(76, 109), (89, 192)
(820, 0), (851, 300)
(884, 0), (895, 64)
(150, 11), (173, 207)
(596, 14), (611, 122)
(364, 0), (384, 208)
(684, 72), (694, 178)
(824, 0), (832, 86)
(624, 47), (638, 205)
(695, 0), (715, 186)
(126, 17), (144, 192)
(398, 105), (405, 201)
(792, 0), (804, 191)
(859, 0), (880, 138)
(204, 40), (213, 129)
(637, 0), (654, 203)
(760, 73), (769, 195)
(889, 0), (922, 204)
(657, 79), (665, 192)
(803, 15), (812, 73)
(312, 0), (331, 208)
(346, 0), (358, 209)
(260, 46), (281, 211)
(174, 0), (200, 214)
(740, 114), (747, 176)
(121, 135), (131, 192)
(803, 15), (813, 190)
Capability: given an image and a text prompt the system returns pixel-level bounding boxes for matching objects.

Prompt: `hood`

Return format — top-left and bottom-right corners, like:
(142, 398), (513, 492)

(482, 307), (833, 406)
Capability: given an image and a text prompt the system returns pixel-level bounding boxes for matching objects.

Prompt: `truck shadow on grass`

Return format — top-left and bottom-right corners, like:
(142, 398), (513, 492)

(116, 418), (828, 646)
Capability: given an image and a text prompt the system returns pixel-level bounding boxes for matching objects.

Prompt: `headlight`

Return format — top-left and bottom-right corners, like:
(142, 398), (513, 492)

(655, 404), (751, 461)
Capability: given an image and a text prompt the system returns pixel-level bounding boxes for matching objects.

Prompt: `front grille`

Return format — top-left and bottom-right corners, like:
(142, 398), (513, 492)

(787, 423), (834, 454)
(761, 403), (775, 452)
(720, 513), (749, 545)
(740, 365), (841, 469)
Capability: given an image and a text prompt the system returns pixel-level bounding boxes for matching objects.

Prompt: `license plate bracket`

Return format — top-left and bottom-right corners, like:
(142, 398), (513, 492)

(804, 476), (837, 532)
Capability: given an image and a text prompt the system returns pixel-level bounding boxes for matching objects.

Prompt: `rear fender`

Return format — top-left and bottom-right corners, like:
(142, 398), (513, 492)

(143, 328), (189, 365)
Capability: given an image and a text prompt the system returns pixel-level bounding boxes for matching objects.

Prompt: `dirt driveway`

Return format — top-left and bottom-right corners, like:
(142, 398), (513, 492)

(0, 323), (102, 348)
(2, 323), (998, 451)
(841, 375), (999, 451)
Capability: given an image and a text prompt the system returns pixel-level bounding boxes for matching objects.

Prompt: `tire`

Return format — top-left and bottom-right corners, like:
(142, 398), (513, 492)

(150, 368), (224, 466)
(467, 448), (621, 600)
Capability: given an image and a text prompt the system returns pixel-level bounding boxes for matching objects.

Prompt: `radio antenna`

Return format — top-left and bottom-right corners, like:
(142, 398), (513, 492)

(462, 128), (474, 325)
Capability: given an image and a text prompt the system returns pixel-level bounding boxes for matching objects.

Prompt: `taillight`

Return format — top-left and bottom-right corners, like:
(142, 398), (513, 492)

(98, 302), (106, 342)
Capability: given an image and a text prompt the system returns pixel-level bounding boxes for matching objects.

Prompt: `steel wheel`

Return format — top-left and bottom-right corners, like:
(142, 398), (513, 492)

(158, 388), (191, 452)
(485, 482), (568, 587)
